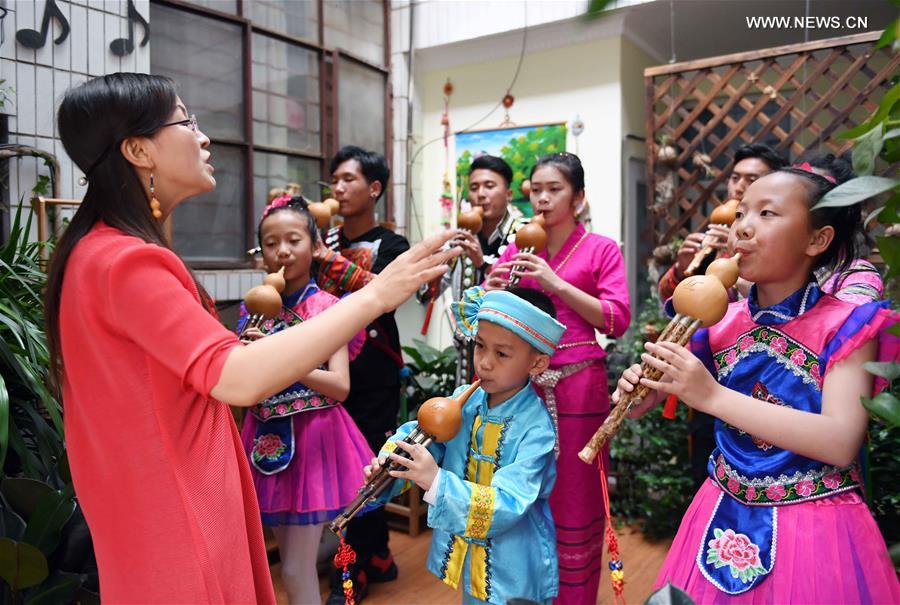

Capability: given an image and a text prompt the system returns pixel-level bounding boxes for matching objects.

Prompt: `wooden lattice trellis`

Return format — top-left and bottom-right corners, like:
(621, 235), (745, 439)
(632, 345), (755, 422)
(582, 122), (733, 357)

(645, 31), (899, 246)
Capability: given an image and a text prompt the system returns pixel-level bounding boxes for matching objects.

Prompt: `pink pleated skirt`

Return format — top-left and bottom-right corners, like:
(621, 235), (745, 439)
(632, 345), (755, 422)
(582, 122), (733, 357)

(655, 479), (900, 604)
(240, 405), (374, 526)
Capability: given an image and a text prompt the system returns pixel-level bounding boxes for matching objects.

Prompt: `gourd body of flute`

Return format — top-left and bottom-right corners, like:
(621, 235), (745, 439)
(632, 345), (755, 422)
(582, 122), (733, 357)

(684, 199), (739, 277)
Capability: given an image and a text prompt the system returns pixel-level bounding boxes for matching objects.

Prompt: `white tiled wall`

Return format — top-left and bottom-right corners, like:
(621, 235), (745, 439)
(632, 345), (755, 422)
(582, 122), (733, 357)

(390, 1), (411, 239)
(196, 269), (265, 304)
(1, 1), (265, 303)
(1, 0), (151, 229)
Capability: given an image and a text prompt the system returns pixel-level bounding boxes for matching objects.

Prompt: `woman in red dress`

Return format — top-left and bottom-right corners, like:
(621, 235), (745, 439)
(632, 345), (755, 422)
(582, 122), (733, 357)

(43, 73), (455, 604)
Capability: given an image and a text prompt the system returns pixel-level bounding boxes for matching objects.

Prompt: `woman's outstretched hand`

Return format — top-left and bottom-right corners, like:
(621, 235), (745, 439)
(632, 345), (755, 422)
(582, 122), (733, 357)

(366, 230), (461, 314)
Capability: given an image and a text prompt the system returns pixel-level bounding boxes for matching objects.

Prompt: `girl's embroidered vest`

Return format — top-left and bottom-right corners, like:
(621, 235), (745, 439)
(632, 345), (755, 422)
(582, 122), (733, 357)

(697, 284), (863, 594)
(248, 286), (338, 475)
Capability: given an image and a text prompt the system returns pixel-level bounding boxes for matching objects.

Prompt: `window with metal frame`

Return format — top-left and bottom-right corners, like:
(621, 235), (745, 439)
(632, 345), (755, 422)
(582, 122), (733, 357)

(150, 0), (390, 267)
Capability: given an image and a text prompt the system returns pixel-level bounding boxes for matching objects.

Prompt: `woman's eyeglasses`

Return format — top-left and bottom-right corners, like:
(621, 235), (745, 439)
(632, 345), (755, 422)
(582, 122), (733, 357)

(162, 114), (198, 133)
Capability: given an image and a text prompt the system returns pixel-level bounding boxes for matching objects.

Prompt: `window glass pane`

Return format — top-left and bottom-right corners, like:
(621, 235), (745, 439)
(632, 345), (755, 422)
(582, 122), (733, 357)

(172, 144), (246, 262)
(253, 152), (322, 222)
(150, 4), (245, 141)
(180, 0), (238, 14)
(247, 0), (318, 41)
(252, 35), (321, 154)
(324, 0), (384, 66)
(338, 60), (385, 154)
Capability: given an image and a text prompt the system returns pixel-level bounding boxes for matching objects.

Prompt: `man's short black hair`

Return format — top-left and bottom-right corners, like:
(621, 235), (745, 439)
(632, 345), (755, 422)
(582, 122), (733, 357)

(469, 155), (513, 187)
(733, 143), (788, 172)
(507, 287), (557, 320)
(330, 145), (390, 201)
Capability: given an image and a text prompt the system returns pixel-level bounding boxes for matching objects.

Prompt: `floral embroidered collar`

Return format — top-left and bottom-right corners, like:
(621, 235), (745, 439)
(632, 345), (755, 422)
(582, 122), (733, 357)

(747, 281), (822, 326)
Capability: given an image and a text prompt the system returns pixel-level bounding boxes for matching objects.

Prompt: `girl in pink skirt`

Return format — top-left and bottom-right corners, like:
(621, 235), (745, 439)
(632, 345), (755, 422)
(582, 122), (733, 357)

(240, 195), (372, 604)
(619, 167), (899, 603)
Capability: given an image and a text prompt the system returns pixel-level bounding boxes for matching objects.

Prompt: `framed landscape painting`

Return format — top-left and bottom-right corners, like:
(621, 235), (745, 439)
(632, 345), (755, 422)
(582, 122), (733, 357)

(455, 123), (566, 217)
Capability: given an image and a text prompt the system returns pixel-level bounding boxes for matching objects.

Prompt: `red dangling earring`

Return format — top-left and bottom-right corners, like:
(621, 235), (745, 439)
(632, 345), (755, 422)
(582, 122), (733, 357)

(149, 173), (163, 219)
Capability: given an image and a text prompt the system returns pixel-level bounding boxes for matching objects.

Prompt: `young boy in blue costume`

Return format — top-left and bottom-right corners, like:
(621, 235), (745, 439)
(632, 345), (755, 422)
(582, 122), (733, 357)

(365, 286), (565, 605)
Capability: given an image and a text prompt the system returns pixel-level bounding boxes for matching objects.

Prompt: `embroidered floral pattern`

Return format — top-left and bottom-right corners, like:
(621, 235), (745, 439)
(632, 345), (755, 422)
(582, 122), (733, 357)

(822, 472), (842, 489)
(714, 327), (821, 390)
(711, 454), (860, 505)
(249, 306), (339, 420)
(466, 484), (496, 540)
(764, 484), (785, 501)
(252, 433), (287, 463)
(727, 382), (792, 450)
(253, 388), (338, 420)
(795, 480), (815, 497)
(706, 528), (766, 584)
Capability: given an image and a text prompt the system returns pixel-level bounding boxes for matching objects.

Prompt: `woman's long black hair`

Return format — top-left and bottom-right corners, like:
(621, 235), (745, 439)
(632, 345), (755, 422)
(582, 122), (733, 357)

(45, 73), (211, 393)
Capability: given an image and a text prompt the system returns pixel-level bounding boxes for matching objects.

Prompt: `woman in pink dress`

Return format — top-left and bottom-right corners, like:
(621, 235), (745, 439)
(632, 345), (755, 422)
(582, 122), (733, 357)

(486, 152), (631, 604)
(44, 73), (456, 603)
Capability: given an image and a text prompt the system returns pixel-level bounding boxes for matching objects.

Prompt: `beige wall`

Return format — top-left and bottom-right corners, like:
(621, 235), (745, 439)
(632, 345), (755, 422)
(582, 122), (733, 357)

(417, 36), (625, 243)
(398, 34), (659, 351)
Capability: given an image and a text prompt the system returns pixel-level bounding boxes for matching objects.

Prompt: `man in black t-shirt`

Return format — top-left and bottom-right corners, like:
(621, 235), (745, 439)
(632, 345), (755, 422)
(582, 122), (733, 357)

(316, 146), (408, 604)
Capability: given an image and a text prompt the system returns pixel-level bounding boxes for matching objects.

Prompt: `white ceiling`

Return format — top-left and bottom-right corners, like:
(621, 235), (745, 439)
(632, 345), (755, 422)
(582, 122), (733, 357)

(411, 0), (897, 72)
(624, 0), (897, 64)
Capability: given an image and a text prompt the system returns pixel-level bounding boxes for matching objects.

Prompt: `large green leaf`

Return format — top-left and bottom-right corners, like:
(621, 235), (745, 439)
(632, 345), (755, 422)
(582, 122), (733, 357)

(0, 538), (48, 591)
(586, 0), (617, 18)
(56, 453), (71, 486)
(0, 372), (8, 474)
(852, 124), (883, 177)
(0, 492), (26, 542)
(862, 392), (900, 427)
(0, 479), (54, 522)
(813, 176), (899, 210)
(22, 489), (75, 555)
(401, 346), (426, 369)
(885, 141), (900, 164)
(840, 82), (900, 140)
(74, 587), (101, 605)
(23, 572), (81, 605)
(877, 236), (900, 280)
(866, 193), (900, 226)
(876, 19), (898, 49)
(864, 361), (900, 381)
(48, 505), (94, 576)
(413, 339), (440, 365)
(7, 418), (42, 478)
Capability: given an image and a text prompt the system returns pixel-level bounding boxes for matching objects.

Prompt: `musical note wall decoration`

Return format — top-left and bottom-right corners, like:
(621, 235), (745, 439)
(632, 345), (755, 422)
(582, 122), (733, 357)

(109, 0), (150, 57)
(16, 0), (70, 49)
(0, 7), (9, 48)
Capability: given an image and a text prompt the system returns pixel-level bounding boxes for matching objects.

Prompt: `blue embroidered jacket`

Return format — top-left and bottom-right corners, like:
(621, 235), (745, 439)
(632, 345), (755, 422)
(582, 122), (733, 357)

(680, 282), (886, 594)
(379, 382), (558, 604)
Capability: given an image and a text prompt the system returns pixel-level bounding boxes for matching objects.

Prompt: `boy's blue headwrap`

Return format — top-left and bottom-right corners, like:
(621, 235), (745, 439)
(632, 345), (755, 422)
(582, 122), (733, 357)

(451, 287), (566, 354)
